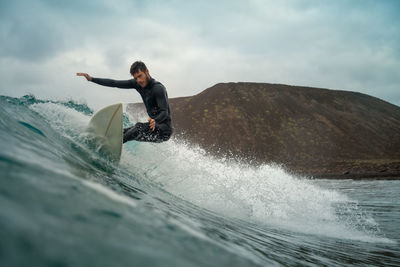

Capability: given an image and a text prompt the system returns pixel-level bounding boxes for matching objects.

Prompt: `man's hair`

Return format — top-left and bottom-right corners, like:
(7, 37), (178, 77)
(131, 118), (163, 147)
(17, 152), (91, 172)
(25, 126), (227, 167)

(130, 61), (147, 75)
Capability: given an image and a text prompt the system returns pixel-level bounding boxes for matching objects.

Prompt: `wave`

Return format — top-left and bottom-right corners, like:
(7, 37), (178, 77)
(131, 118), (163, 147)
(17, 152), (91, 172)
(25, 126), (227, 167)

(0, 94), (392, 245)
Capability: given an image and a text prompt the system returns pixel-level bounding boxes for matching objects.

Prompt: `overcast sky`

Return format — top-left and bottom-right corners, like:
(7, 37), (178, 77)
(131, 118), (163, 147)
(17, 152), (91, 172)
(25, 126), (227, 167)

(1, 0), (399, 109)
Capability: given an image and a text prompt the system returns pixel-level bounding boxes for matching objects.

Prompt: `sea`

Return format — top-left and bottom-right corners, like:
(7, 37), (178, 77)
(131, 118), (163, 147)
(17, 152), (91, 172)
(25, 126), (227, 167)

(1, 95), (399, 267)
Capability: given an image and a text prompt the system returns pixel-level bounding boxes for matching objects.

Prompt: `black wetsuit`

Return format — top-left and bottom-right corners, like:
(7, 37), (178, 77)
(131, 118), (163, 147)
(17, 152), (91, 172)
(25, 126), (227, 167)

(91, 77), (173, 143)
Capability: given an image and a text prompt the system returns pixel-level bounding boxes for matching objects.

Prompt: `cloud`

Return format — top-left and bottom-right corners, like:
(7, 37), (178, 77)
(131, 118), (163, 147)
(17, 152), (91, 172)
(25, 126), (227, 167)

(0, 0), (399, 109)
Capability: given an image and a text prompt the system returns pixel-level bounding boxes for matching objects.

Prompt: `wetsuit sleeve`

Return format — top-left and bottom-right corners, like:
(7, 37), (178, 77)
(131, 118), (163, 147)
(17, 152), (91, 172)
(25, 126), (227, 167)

(153, 85), (169, 123)
(91, 78), (139, 89)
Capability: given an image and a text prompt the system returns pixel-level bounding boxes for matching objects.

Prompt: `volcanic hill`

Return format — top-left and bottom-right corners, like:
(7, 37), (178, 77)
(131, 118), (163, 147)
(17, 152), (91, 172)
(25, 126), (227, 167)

(127, 82), (400, 179)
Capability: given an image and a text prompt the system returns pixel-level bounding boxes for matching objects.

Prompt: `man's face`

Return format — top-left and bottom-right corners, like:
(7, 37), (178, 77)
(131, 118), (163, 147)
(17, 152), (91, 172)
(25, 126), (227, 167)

(133, 69), (150, 88)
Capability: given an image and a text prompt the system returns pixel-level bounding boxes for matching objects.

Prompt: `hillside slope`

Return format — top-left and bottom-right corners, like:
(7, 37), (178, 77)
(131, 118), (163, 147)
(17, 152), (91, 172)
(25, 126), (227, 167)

(127, 82), (400, 179)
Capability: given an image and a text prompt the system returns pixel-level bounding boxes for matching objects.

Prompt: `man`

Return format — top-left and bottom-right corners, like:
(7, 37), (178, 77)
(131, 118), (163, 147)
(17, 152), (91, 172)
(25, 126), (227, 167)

(77, 61), (173, 143)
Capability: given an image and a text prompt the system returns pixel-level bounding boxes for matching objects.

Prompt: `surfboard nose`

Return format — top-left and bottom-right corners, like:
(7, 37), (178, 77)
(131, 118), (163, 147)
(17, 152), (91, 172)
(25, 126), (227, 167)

(87, 103), (123, 162)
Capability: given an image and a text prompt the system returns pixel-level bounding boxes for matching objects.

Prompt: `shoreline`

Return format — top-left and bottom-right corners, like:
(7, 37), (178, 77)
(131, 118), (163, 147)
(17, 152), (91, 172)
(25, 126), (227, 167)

(308, 173), (400, 180)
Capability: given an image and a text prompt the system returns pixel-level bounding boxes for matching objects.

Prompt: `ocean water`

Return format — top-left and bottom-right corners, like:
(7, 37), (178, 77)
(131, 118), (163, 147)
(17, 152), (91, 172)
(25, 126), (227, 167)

(0, 95), (399, 267)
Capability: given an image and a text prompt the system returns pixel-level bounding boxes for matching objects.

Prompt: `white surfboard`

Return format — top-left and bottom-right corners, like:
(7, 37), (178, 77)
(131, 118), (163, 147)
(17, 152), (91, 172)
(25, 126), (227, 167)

(87, 103), (123, 162)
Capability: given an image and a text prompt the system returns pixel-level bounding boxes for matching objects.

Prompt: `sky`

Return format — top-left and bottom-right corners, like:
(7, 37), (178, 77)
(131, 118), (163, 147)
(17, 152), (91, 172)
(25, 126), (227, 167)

(1, 0), (399, 110)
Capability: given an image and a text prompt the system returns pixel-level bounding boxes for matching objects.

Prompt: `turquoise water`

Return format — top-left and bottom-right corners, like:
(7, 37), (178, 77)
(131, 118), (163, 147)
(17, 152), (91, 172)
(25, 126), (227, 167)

(0, 95), (399, 266)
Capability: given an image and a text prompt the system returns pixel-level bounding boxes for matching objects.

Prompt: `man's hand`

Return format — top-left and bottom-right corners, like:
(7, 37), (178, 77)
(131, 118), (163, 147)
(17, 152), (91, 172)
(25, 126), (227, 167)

(148, 118), (156, 131)
(76, 73), (92, 81)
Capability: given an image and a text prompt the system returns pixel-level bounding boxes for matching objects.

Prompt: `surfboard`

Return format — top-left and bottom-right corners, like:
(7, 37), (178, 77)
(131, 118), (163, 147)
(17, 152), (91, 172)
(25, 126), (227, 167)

(87, 103), (123, 162)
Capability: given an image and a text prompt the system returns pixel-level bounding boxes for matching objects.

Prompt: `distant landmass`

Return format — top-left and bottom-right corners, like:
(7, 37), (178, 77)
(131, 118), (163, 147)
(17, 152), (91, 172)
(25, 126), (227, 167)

(127, 82), (400, 179)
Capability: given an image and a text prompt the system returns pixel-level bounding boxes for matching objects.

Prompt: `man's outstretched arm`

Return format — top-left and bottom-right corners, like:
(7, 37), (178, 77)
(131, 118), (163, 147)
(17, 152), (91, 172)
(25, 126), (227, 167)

(76, 73), (138, 89)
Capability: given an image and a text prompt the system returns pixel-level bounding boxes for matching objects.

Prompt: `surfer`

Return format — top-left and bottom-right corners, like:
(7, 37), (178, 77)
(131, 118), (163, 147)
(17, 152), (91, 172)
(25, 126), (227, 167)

(77, 61), (172, 143)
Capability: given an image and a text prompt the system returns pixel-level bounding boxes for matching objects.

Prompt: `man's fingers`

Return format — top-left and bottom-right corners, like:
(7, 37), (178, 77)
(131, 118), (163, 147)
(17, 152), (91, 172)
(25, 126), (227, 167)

(149, 119), (155, 131)
(76, 73), (91, 81)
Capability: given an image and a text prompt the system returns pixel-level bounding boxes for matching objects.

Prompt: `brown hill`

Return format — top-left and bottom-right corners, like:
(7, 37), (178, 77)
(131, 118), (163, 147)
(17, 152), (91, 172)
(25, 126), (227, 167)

(127, 82), (400, 179)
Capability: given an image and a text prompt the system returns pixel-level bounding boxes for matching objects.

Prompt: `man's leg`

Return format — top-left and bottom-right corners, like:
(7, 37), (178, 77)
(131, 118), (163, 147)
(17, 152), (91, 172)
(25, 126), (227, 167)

(123, 122), (170, 143)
